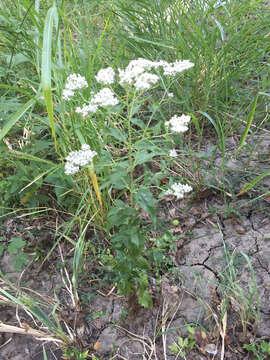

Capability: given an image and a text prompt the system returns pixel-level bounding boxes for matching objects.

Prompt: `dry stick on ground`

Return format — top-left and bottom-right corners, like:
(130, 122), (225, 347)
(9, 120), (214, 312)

(0, 322), (65, 344)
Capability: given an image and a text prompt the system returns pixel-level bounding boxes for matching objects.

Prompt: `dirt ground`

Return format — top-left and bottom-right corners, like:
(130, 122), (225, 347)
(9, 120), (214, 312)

(0, 133), (270, 359)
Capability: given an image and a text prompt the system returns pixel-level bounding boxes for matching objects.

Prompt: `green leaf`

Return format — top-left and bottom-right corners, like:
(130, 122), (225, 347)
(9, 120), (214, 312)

(103, 128), (127, 143)
(134, 150), (156, 165)
(131, 117), (146, 129)
(130, 232), (141, 247)
(101, 166), (128, 190)
(198, 111), (225, 156)
(134, 188), (157, 225)
(237, 94), (259, 153)
(137, 256), (151, 270)
(169, 343), (179, 355)
(41, 3), (58, 151)
(7, 237), (25, 254)
(11, 253), (29, 271)
(238, 169), (270, 196)
(0, 97), (37, 141)
(137, 289), (153, 308)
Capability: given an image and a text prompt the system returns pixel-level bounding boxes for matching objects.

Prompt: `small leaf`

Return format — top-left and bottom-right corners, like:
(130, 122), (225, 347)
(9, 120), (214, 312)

(11, 253), (29, 271)
(103, 128), (127, 143)
(169, 343), (179, 355)
(137, 256), (151, 270)
(134, 188), (157, 226)
(137, 289), (152, 308)
(7, 237), (25, 254)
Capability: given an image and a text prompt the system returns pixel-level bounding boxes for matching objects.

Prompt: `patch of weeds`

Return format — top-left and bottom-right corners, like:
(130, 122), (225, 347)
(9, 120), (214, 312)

(218, 246), (260, 337)
(243, 340), (270, 360)
(86, 310), (107, 324)
(62, 347), (89, 360)
(148, 231), (180, 277)
(169, 325), (196, 357)
(0, 236), (29, 271)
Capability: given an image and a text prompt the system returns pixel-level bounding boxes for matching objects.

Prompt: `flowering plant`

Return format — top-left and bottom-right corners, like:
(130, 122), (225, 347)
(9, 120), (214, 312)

(61, 57), (194, 306)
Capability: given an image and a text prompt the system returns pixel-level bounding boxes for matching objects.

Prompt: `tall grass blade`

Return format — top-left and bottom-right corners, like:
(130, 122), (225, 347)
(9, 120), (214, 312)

(197, 111), (225, 156)
(41, 2), (58, 152)
(0, 97), (36, 141)
(43, 347), (48, 360)
(237, 169), (270, 196)
(237, 93), (259, 153)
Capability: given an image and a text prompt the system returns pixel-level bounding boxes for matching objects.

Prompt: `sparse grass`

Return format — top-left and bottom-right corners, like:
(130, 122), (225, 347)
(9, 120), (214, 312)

(0, 0), (269, 358)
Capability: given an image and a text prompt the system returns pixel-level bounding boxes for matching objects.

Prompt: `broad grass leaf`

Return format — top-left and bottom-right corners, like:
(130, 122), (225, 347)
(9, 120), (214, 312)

(238, 169), (270, 196)
(0, 97), (36, 141)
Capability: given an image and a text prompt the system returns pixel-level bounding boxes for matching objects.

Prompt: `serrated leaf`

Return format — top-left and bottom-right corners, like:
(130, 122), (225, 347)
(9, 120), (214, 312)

(103, 128), (127, 143)
(11, 253), (29, 271)
(7, 237), (25, 254)
(137, 256), (151, 270)
(131, 117), (146, 129)
(137, 289), (152, 308)
(169, 343), (179, 355)
(134, 188), (157, 225)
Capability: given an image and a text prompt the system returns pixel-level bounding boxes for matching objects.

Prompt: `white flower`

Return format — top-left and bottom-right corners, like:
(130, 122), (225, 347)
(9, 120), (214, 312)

(62, 89), (74, 101)
(118, 58), (194, 90)
(119, 58), (157, 87)
(163, 60), (194, 76)
(64, 161), (80, 175)
(168, 92), (174, 98)
(169, 149), (178, 157)
(95, 67), (115, 85)
(65, 144), (97, 175)
(65, 74), (88, 90)
(90, 87), (118, 107)
(134, 72), (159, 91)
(165, 182), (192, 199)
(75, 104), (98, 117)
(165, 114), (191, 133)
(62, 74), (88, 101)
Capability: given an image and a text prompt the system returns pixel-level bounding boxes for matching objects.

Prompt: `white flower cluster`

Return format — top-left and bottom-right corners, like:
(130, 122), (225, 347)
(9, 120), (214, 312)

(65, 144), (97, 175)
(118, 58), (194, 91)
(165, 182), (192, 199)
(134, 72), (159, 91)
(75, 87), (118, 117)
(62, 74), (88, 101)
(165, 114), (191, 133)
(95, 67), (115, 85)
(91, 87), (118, 107)
(162, 60), (194, 76)
(75, 104), (98, 117)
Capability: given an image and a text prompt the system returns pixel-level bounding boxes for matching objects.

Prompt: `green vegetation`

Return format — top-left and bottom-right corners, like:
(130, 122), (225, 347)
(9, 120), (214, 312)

(244, 340), (270, 360)
(0, 0), (269, 358)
